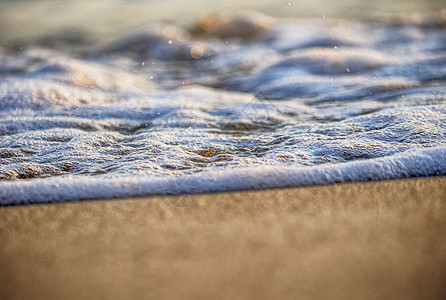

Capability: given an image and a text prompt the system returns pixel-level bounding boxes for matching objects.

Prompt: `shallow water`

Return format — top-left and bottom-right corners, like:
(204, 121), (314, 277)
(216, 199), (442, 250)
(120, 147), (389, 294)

(1, 9), (446, 204)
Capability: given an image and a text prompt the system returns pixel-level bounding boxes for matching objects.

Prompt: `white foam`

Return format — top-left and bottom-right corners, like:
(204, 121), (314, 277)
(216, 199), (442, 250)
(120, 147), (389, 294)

(1, 146), (445, 204)
(1, 14), (445, 205)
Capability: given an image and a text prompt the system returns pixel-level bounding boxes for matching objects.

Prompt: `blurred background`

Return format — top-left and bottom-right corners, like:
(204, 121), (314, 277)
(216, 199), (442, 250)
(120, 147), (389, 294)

(1, 0), (445, 49)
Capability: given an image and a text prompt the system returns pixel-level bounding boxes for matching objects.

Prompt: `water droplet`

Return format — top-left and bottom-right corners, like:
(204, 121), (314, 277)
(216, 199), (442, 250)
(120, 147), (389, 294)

(287, 1), (292, 5)
(190, 45), (204, 59)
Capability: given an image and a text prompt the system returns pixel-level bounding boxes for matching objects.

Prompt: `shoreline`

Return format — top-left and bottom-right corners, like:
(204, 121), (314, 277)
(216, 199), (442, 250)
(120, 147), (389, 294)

(1, 176), (445, 299)
(2, 144), (446, 205)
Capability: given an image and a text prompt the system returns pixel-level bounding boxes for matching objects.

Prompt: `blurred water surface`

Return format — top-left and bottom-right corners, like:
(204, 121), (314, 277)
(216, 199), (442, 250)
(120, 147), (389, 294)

(1, 0), (445, 46)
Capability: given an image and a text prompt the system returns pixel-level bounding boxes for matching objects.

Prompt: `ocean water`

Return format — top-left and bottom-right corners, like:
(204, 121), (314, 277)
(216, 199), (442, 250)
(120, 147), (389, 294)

(1, 5), (446, 204)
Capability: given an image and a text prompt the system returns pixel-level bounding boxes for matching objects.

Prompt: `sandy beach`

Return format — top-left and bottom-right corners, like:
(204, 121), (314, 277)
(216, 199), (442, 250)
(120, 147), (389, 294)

(1, 176), (445, 300)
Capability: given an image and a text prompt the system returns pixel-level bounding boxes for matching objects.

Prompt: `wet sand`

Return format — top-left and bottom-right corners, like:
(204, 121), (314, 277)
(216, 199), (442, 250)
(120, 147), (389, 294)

(1, 176), (445, 300)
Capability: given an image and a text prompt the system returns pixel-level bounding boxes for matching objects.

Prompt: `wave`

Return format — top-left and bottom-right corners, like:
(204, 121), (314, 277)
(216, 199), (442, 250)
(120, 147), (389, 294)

(1, 11), (445, 204)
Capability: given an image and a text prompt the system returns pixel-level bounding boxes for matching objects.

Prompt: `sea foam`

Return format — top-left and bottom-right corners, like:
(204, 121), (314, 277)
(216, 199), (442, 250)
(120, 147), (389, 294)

(1, 12), (445, 204)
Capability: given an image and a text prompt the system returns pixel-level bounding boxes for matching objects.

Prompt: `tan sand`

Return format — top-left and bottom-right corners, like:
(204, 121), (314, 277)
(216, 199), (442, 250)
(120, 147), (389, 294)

(1, 177), (445, 300)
